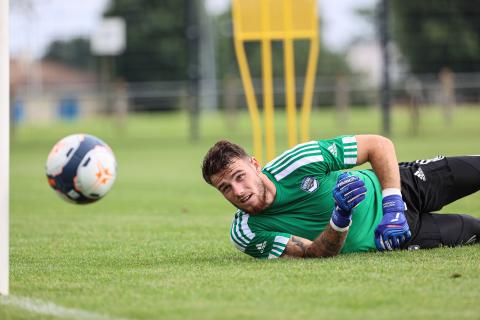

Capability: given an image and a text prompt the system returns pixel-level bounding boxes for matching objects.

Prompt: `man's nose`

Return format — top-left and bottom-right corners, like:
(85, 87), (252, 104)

(232, 183), (245, 197)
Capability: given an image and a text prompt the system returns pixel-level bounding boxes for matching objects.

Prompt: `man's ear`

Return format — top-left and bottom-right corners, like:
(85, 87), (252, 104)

(250, 157), (262, 173)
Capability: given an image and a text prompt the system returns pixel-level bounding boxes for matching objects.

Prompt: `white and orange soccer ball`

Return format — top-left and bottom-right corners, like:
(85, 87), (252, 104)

(45, 134), (117, 204)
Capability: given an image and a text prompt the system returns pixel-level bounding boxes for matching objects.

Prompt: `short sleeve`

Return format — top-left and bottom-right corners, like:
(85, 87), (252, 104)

(230, 211), (291, 259)
(316, 135), (358, 171)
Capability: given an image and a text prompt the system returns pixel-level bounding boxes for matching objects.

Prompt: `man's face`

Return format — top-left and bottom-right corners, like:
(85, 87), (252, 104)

(211, 157), (269, 214)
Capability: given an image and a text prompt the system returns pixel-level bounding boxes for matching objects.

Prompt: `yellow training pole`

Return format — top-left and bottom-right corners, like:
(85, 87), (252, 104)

(283, 0), (297, 147)
(260, 0), (275, 161)
(232, 1), (263, 163)
(300, 4), (319, 142)
(232, 0), (320, 161)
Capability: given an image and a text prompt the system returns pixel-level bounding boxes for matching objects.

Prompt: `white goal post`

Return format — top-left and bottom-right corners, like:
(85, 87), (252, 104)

(0, 0), (10, 296)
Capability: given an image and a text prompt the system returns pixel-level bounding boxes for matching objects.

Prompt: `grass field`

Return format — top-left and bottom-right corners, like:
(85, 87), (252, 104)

(1, 106), (480, 319)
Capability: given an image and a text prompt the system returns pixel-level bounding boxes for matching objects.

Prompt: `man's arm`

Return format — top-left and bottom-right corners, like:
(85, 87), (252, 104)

(281, 225), (348, 258)
(280, 172), (366, 258)
(355, 135), (412, 251)
(355, 134), (400, 190)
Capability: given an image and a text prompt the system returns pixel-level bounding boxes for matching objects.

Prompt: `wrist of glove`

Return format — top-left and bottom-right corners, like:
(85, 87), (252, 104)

(330, 172), (367, 232)
(330, 206), (352, 232)
(374, 193), (412, 251)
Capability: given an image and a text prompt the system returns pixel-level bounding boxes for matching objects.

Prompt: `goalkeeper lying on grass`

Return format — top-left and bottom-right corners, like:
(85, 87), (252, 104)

(201, 135), (480, 259)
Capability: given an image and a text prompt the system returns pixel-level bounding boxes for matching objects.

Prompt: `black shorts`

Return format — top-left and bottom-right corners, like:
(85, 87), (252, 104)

(399, 156), (480, 248)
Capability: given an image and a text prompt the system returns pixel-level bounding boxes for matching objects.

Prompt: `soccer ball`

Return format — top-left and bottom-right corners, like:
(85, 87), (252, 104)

(45, 134), (117, 204)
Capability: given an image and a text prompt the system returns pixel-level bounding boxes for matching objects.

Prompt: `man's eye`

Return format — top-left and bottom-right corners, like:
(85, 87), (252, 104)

(237, 174), (245, 181)
(222, 185), (231, 193)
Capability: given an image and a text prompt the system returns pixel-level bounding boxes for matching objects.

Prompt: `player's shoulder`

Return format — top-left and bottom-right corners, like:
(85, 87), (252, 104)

(262, 136), (357, 172)
(263, 141), (320, 169)
(262, 141), (323, 180)
(229, 210), (256, 253)
(316, 135), (357, 147)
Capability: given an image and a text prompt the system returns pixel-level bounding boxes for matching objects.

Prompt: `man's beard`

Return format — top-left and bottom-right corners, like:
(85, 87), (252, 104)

(232, 178), (268, 214)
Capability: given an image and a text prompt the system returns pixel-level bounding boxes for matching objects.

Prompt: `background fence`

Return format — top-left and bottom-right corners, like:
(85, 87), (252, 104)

(9, 0), (480, 125)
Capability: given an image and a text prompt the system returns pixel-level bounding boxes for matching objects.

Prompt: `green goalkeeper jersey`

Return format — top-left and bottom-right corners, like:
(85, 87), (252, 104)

(229, 135), (384, 259)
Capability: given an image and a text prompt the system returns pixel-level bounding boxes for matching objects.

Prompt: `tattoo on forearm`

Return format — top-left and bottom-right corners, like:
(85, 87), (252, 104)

(285, 227), (348, 259)
(307, 225), (348, 258)
(291, 236), (308, 256)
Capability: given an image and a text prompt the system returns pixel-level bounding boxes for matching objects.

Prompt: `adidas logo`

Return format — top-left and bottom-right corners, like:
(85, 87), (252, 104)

(414, 167), (426, 181)
(328, 144), (337, 157)
(463, 235), (477, 245)
(256, 241), (267, 253)
(415, 155), (445, 165)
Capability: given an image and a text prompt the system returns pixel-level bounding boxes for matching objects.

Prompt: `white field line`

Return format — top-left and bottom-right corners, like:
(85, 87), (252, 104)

(0, 295), (130, 320)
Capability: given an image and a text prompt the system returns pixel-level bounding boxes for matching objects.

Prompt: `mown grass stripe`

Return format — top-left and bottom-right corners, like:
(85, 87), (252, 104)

(0, 295), (127, 320)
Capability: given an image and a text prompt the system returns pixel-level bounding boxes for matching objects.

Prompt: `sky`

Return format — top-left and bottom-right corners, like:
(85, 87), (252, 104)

(9, 0), (376, 59)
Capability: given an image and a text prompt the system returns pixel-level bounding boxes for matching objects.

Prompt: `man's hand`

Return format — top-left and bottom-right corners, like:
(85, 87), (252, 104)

(331, 173), (367, 230)
(374, 194), (412, 251)
(281, 173), (367, 259)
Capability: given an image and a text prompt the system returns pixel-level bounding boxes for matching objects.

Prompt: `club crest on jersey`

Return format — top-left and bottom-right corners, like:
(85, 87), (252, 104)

(300, 176), (319, 193)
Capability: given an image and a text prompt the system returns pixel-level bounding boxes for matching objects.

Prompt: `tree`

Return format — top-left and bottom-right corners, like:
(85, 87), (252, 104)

(391, 0), (480, 73)
(103, 0), (191, 82)
(42, 38), (95, 71)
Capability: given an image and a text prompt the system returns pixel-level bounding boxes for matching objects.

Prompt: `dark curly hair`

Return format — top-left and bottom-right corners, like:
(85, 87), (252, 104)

(202, 140), (249, 185)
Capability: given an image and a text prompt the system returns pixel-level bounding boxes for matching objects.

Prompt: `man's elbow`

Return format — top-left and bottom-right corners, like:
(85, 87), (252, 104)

(367, 135), (395, 154)
(356, 134), (396, 164)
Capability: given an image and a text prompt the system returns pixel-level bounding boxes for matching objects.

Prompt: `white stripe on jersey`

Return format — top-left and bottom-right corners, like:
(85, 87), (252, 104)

(344, 157), (357, 165)
(270, 248), (283, 256)
(274, 155), (324, 181)
(268, 235), (289, 257)
(230, 218), (248, 249)
(240, 214), (255, 240)
(269, 150), (322, 175)
(268, 236), (290, 259)
(230, 214), (247, 247)
(274, 235), (290, 245)
(264, 141), (318, 170)
(341, 136), (357, 165)
(233, 215), (249, 244)
(342, 136), (356, 144)
(229, 211), (255, 252)
(229, 234), (246, 252)
(230, 225), (247, 246)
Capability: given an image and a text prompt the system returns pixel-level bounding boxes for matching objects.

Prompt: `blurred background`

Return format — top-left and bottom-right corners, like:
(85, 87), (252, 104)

(8, 0), (480, 137)
(5, 2), (480, 317)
